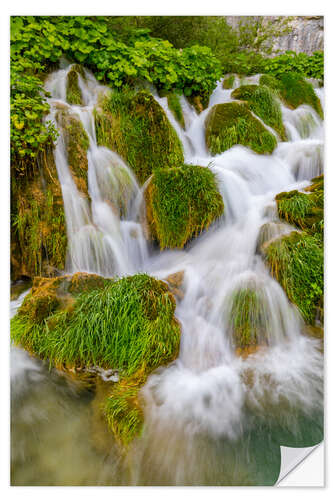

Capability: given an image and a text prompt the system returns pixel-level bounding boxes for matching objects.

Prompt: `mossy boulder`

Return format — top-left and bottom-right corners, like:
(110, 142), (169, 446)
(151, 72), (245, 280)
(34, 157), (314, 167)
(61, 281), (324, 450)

(275, 175), (323, 235)
(145, 165), (224, 249)
(11, 272), (181, 447)
(66, 64), (85, 105)
(205, 102), (277, 155)
(227, 287), (269, 350)
(263, 231), (323, 325)
(231, 84), (286, 140)
(263, 175), (324, 325)
(222, 74), (236, 89)
(260, 72), (323, 119)
(255, 222), (291, 256)
(94, 89), (184, 184)
(56, 107), (90, 196)
(11, 145), (67, 281)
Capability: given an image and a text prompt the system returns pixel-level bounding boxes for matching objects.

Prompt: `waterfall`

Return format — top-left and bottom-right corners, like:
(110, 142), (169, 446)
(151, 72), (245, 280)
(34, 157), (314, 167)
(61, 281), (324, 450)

(12, 65), (324, 484)
(44, 66), (148, 277)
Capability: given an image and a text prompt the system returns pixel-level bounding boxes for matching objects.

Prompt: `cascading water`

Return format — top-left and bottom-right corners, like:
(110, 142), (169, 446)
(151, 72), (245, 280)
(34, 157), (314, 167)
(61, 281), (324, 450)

(11, 66), (324, 485)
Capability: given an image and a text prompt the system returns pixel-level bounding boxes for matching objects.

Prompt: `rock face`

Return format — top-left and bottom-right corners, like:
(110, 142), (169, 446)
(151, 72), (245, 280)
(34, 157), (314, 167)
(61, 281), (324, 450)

(225, 16), (323, 55)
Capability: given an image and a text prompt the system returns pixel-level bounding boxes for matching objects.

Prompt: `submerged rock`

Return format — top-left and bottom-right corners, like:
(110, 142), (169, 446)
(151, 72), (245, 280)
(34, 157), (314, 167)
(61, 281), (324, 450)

(255, 222), (292, 256)
(222, 74), (236, 89)
(165, 270), (185, 300)
(94, 89), (184, 184)
(144, 165), (224, 249)
(205, 102), (277, 155)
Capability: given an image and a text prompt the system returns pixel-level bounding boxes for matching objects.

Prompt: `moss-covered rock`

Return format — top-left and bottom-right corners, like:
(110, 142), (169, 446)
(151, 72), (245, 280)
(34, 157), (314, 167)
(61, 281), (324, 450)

(261, 72), (323, 119)
(94, 89), (184, 184)
(66, 64), (85, 105)
(205, 102), (277, 155)
(145, 165), (224, 249)
(167, 93), (185, 128)
(11, 272), (181, 447)
(263, 231), (323, 325)
(56, 108), (89, 196)
(11, 145), (67, 281)
(231, 84), (286, 140)
(227, 288), (269, 350)
(222, 74), (236, 89)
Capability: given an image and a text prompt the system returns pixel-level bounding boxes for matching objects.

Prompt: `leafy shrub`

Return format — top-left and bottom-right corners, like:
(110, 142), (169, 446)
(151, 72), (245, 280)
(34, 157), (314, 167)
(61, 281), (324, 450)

(145, 165), (224, 249)
(205, 102), (277, 155)
(262, 51), (324, 82)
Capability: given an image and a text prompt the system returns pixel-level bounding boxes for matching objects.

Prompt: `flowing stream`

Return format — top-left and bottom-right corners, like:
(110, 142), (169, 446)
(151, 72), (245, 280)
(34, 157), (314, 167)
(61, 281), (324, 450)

(11, 66), (324, 485)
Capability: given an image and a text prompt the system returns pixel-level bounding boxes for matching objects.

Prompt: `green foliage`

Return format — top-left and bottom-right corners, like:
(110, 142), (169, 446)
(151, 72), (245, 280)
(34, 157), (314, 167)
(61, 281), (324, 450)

(11, 274), (181, 375)
(264, 231), (323, 325)
(262, 51), (324, 82)
(259, 74), (283, 92)
(10, 60), (58, 175)
(94, 88), (184, 184)
(10, 16), (221, 174)
(145, 165), (224, 249)
(231, 84), (286, 140)
(205, 102), (277, 155)
(229, 288), (267, 348)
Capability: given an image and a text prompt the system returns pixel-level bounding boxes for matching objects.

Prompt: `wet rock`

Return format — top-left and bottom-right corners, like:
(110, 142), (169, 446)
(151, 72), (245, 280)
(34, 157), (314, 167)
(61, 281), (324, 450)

(165, 271), (185, 300)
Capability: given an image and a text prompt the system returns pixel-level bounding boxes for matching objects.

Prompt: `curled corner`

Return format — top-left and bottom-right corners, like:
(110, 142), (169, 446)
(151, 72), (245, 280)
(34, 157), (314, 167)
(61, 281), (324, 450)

(276, 442), (324, 485)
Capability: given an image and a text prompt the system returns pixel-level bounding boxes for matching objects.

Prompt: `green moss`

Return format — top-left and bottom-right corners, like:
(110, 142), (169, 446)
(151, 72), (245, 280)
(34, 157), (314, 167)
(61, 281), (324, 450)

(276, 176), (323, 235)
(103, 369), (146, 447)
(56, 108), (89, 195)
(66, 65), (85, 105)
(205, 102), (277, 155)
(167, 93), (185, 129)
(145, 165), (224, 249)
(262, 72), (323, 119)
(259, 74), (283, 93)
(229, 288), (268, 348)
(94, 89), (184, 184)
(264, 231), (323, 325)
(11, 273), (181, 374)
(231, 85), (286, 140)
(11, 146), (67, 280)
(222, 74), (236, 89)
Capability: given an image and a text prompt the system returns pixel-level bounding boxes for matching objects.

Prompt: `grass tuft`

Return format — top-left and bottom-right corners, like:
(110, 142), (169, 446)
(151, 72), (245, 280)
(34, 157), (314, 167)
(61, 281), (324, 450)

(205, 102), (277, 155)
(145, 164), (224, 249)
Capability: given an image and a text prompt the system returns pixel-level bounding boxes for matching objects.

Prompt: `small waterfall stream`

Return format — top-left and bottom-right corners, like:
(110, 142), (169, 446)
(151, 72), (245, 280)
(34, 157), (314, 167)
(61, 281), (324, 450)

(11, 66), (324, 485)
